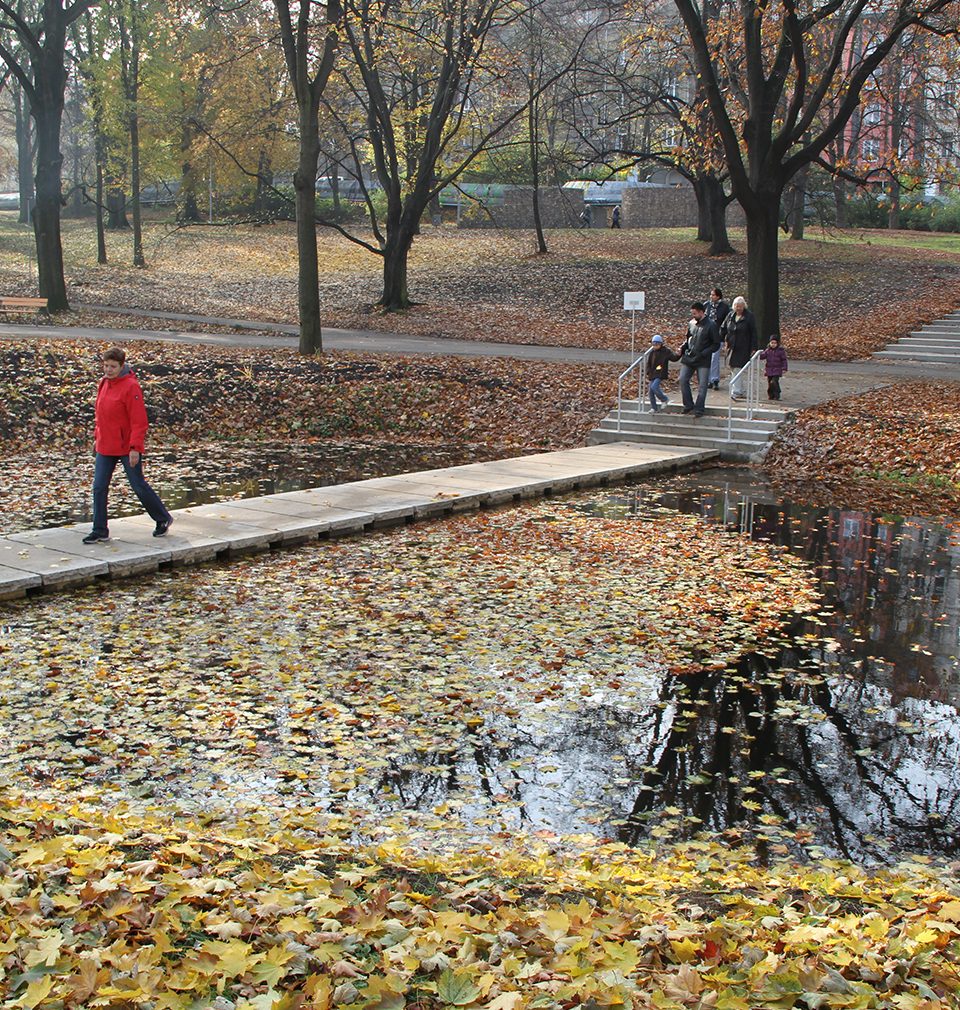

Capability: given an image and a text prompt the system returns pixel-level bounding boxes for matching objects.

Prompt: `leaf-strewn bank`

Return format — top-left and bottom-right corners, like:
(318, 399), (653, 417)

(2, 797), (959, 1009)
(765, 381), (960, 517)
(0, 339), (614, 533)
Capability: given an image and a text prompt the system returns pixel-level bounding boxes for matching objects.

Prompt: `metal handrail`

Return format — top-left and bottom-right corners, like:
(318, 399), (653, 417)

(616, 347), (654, 431)
(726, 349), (763, 440)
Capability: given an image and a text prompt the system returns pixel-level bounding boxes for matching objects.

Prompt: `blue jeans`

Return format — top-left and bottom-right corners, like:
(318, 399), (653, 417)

(648, 377), (669, 410)
(709, 349), (722, 384)
(679, 363), (710, 414)
(92, 453), (171, 535)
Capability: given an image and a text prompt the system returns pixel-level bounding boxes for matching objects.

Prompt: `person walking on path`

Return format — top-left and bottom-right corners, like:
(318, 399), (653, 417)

(646, 334), (680, 412)
(611, 206), (622, 228)
(759, 335), (788, 401)
(83, 346), (173, 544)
(722, 296), (759, 400)
(679, 302), (721, 417)
(704, 287), (730, 389)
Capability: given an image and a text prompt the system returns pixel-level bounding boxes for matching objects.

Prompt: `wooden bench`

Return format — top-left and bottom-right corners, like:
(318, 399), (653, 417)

(0, 296), (49, 315)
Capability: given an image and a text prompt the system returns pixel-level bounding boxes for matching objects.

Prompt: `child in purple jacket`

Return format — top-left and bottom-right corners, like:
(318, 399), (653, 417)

(759, 335), (788, 400)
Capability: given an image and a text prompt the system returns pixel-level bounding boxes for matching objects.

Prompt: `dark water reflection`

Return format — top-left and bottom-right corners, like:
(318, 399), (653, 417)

(363, 468), (960, 861)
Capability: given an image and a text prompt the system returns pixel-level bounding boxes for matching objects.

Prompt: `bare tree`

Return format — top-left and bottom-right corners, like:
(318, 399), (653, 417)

(672, 0), (960, 341)
(273, 0), (342, 354)
(0, 0), (98, 309)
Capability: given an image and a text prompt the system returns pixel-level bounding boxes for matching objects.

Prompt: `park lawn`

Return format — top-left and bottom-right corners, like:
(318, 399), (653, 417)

(3, 214), (960, 360)
(810, 225), (960, 255)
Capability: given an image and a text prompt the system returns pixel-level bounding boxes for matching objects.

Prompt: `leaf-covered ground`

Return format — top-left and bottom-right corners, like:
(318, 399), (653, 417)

(764, 381), (960, 516)
(3, 216), (960, 360)
(3, 795), (959, 1010)
(0, 339), (615, 534)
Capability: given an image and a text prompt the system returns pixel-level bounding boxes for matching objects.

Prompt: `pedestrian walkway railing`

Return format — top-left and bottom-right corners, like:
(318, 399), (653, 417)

(617, 348), (654, 431)
(726, 350), (763, 440)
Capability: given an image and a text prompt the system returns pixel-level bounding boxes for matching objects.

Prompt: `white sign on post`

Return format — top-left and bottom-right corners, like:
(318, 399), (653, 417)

(623, 290), (645, 359)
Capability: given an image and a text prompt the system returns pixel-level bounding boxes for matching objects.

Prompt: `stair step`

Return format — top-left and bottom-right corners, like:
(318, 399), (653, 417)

(616, 401), (791, 422)
(875, 350), (960, 361)
(589, 429), (768, 456)
(593, 430), (765, 449)
(598, 420), (772, 441)
(608, 411), (781, 432)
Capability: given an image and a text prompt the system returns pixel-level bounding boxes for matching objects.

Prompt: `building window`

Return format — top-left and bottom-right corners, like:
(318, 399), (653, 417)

(862, 103), (883, 128)
(862, 137), (881, 161)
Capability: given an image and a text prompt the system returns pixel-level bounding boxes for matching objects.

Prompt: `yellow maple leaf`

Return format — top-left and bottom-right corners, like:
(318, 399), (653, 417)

(540, 908), (570, 939)
(17, 976), (54, 1009)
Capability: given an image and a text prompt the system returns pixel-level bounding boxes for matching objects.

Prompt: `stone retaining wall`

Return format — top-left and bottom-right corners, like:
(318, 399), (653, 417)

(622, 186), (745, 228)
(455, 186), (584, 228)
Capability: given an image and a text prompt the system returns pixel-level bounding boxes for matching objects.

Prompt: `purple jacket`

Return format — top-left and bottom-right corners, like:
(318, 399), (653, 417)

(760, 345), (788, 377)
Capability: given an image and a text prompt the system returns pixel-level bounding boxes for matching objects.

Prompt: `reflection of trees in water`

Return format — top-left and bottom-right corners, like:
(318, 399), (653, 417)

(634, 473), (960, 707)
(615, 637), (960, 860)
(358, 635), (960, 860)
(357, 475), (960, 859)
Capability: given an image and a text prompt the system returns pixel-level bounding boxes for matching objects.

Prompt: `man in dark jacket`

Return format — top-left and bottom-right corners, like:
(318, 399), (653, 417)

(705, 287), (730, 389)
(679, 302), (721, 416)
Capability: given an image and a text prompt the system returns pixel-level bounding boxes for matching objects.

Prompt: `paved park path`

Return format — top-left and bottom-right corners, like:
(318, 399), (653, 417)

(3, 303), (959, 410)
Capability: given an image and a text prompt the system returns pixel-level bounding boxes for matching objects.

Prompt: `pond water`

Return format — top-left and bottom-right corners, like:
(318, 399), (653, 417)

(2, 466), (958, 863)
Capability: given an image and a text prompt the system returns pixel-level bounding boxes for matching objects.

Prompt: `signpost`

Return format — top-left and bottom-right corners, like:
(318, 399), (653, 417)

(623, 290), (645, 359)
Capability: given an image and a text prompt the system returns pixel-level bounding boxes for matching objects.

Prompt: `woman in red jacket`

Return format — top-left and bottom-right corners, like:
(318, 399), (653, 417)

(83, 347), (173, 544)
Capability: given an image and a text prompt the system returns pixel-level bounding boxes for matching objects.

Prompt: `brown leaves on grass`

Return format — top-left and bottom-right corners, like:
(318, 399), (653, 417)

(765, 380), (960, 515)
(0, 338), (613, 452)
(4, 219), (960, 361)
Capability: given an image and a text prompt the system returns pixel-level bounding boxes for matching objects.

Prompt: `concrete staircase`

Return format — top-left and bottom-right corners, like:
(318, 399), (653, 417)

(588, 400), (793, 461)
(874, 310), (960, 364)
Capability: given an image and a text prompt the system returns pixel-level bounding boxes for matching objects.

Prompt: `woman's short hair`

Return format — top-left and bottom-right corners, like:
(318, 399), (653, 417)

(732, 296), (747, 310)
(103, 347), (126, 364)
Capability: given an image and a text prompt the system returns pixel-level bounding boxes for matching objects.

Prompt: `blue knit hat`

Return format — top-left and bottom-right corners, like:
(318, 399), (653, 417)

(651, 334), (664, 345)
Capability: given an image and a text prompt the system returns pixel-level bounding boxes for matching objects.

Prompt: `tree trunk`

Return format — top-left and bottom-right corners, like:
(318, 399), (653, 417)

(381, 228), (413, 310)
(745, 196), (782, 344)
(329, 163), (340, 216)
(14, 86), (34, 225)
(254, 150), (272, 218)
(705, 175), (734, 254)
(694, 174), (734, 253)
(130, 110), (145, 266)
(95, 161), (107, 264)
(787, 162), (809, 240)
(529, 94), (547, 254)
(833, 177), (848, 228)
(107, 185), (130, 229)
(692, 177), (711, 242)
(294, 125), (322, 354)
(887, 178), (901, 230)
(178, 123), (201, 223)
(32, 106), (69, 310)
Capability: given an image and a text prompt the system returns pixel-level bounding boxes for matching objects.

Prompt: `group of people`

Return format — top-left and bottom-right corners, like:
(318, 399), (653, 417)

(645, 287), (788, 415)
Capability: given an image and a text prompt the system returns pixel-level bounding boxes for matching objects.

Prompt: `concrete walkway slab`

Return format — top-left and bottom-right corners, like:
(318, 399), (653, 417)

(0, 443), (717, 600)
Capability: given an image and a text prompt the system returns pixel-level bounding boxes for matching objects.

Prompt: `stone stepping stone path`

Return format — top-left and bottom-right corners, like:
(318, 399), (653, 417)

(0, 442), (716, 600)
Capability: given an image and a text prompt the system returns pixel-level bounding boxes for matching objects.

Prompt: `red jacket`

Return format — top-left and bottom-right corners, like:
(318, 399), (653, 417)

(95, 366), (149, 455)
